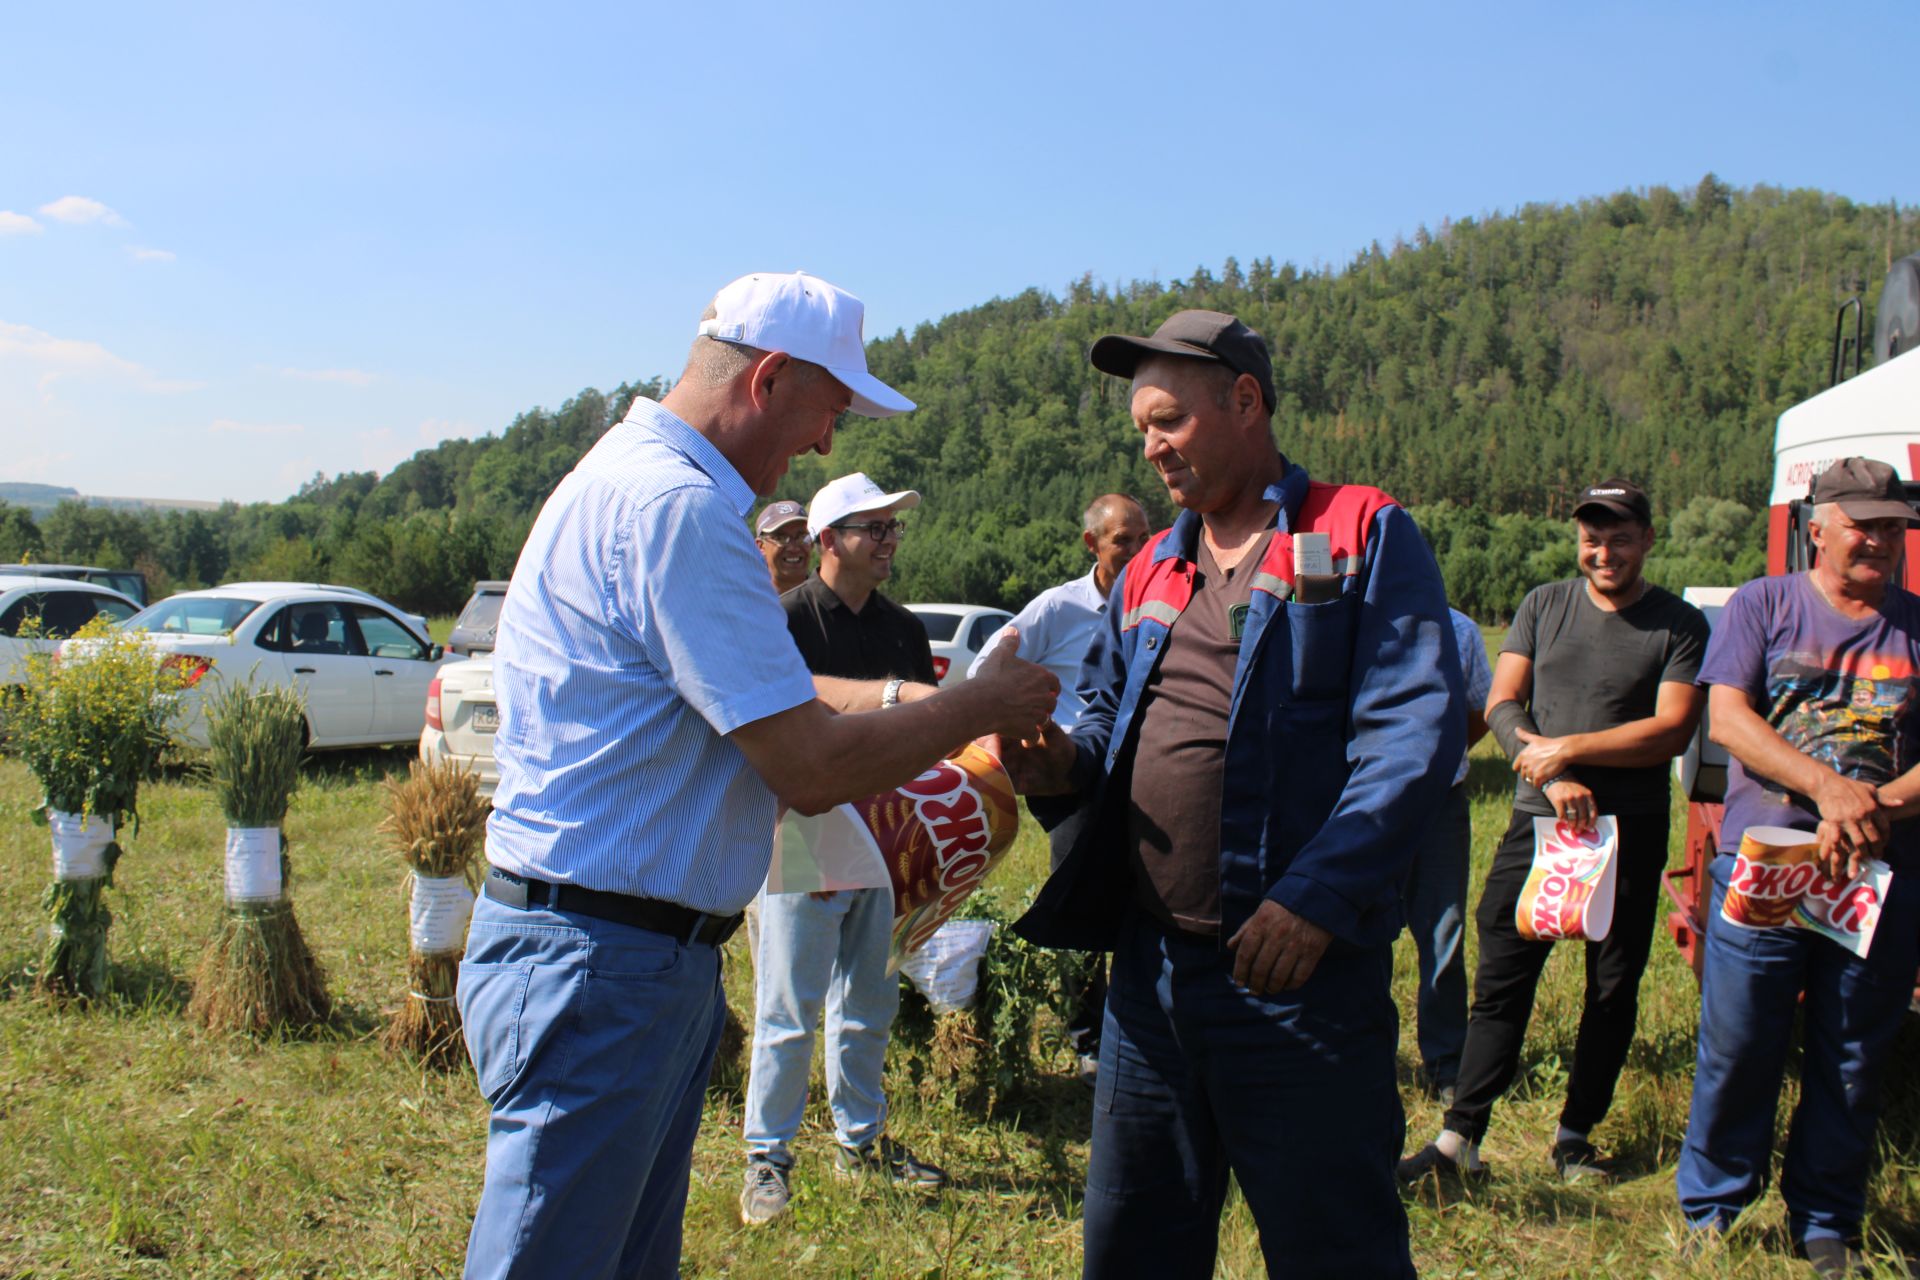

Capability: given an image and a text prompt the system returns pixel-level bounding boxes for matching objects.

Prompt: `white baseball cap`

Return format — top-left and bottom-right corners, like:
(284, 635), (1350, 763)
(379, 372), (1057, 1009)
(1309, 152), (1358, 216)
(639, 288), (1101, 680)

(697, 270), (915, 419)
(808, 472), (922, 538)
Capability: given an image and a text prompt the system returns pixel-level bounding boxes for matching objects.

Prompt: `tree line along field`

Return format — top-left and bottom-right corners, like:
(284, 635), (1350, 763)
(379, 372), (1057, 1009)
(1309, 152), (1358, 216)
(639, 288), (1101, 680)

(4, 633), (1920, 1277)
(0, 179), (1910, 623)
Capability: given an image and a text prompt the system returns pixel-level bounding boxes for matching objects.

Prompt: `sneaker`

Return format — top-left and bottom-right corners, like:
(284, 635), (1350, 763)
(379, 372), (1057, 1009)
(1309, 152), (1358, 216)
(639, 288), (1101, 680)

(739, 1157), (791, 1225)
(1796, 1237), (1869, 1279)
(1395, 1142), (1486, 1186)
(1551, 1137), (1611, 1184)
(834, 1137), (948, 1188)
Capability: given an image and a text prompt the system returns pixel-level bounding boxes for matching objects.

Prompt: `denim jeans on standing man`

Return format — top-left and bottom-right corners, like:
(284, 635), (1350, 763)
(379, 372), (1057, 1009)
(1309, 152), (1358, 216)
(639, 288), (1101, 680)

(743, 885), (899, 1166)
(458, 889), (726, 1280)
(1400, 782), (1471, 1088)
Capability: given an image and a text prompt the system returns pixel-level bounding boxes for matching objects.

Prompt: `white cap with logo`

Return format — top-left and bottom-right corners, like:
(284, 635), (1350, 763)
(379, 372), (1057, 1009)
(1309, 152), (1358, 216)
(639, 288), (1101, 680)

(808, 472), (922, 539)
(697, 270), (915, 419)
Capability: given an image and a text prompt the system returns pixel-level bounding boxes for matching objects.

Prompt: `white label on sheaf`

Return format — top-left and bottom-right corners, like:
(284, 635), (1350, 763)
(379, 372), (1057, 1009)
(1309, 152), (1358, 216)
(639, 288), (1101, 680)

(410, 873), (476, 953)
(49, 810), (112, 881)
(1293, 531), (1333, 577)
(225, 827), (284, 903)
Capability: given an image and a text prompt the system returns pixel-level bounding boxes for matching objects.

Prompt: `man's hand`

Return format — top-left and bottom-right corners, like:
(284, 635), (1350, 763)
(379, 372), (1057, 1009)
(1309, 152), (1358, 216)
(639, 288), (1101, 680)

(1226, 899), (1332, 995)
(988, 721), (1078, 796)
(965, 628), (1059, 740)
(1542, 776), (1598, 833)
(1811, 773), (1897, 861)
(1512, 728), (1577, 789)
(1814, 819), (1866, 884)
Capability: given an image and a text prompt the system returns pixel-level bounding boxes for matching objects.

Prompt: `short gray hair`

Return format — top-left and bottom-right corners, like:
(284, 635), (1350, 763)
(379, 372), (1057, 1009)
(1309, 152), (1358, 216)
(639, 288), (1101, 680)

(1083, 493), (1147, 537)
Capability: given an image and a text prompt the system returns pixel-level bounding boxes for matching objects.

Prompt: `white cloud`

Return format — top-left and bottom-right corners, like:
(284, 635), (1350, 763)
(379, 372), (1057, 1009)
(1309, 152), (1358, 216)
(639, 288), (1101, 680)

(0, 211), (42, 236)
(0, 446), (76, 484)
(39, 195), (127, 227)
(127, 245), (175, 263)
(0, 320), (204, 397)
(279, 366), (377, 387)
(210, 418), (305, 436)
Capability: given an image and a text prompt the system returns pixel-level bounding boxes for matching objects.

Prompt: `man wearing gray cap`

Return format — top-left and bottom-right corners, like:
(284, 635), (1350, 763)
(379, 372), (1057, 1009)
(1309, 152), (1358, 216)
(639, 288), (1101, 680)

(458, 271), (1059, 1280)
(1007, 308), (1463, 1278)
(1678, 457), (1920, 1278)
(755, 500), (812, 595)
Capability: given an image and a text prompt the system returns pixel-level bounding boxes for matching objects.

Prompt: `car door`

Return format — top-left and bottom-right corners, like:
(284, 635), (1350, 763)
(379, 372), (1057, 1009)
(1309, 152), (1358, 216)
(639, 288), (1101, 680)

(0, 590), (45, 684)
(964, 611), (1014, 678)
(347, 604), (440, 741)
(256, 602), (374, 743)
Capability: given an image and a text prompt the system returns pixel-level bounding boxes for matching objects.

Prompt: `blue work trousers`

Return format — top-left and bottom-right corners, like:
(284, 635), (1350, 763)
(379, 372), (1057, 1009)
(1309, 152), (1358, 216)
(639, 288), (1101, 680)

(1677, 853), (1920, 1246)
(458, 891), (725, 1280)
(1400, 782), (1471, 1086)
(1082, 912), (1414, 1280)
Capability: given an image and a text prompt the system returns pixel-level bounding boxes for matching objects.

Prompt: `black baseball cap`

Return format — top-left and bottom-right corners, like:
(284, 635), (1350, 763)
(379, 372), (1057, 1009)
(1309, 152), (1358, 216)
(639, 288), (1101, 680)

(1812, 457), (1920, 525)
(1089, 310), (1276, 414)
(1574, 479), (1653, 525)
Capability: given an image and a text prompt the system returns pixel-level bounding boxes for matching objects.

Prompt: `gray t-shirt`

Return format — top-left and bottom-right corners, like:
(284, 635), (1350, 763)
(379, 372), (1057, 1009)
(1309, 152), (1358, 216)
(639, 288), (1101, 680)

(1502, 578), (1710, 815)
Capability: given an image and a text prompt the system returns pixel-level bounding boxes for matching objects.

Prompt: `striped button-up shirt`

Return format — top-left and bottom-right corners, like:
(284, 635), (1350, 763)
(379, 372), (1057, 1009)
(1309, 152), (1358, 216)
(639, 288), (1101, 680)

(485, 398), (818, 913)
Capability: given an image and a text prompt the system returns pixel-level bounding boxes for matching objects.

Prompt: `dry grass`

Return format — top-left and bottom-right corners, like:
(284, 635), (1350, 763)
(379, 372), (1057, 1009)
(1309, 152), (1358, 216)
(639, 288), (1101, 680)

(379, 761), (488, 1068)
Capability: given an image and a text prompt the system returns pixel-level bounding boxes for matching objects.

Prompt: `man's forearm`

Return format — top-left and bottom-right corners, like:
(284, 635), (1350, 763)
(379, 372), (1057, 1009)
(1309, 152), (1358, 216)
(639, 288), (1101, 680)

(811, 674), (938, 713)
(1872, 763), (1920, 816)
(1547, 717), (1697, 769)
(1486, 699), (1540, 761)
(1712, 700), (1840, 801)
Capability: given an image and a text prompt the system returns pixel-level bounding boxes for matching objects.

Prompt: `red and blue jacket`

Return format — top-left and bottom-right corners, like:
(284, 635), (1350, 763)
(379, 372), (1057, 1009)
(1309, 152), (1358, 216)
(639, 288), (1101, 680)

(1014, 460), (1465, 952)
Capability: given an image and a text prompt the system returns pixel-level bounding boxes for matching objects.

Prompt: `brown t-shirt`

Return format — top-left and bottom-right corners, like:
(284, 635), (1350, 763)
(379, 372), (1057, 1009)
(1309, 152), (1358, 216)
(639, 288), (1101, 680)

(1127, 531), (1272, 934)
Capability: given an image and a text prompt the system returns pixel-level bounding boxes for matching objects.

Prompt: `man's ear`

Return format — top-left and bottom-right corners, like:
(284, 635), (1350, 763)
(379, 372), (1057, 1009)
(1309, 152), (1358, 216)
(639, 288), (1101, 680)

(746, 350), (794, 413)
(1234, 372), (1265, 428)
(1083, 529), (1099, 558)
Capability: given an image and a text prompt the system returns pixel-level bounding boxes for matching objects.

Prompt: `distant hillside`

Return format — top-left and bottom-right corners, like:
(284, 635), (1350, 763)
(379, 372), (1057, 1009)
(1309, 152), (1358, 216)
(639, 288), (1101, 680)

(0, 483), (219, 517)
(0, 483), (79, 514)
(3, 177), (1912, 618)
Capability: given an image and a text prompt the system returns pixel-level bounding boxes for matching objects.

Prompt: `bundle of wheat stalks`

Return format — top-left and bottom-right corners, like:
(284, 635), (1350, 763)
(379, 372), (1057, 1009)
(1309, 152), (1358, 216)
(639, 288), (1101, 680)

(380, 759), (488, 1067)
(187, 681), (330, 1035)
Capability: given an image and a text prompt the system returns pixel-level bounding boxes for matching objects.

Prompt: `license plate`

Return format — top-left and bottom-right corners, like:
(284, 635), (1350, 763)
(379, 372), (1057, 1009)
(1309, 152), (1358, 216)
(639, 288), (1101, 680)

(471, 704), (498, 733)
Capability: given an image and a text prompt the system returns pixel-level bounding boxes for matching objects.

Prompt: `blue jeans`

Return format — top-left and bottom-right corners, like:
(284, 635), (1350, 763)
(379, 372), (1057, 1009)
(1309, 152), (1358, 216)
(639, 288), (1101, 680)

(1400, 782), (1470, 1085)
(1676, 853), (1920, 1245)
(458, 891), (724, 1280)
(743, 886), (899, 1165)
(1082, 913), (1414, 1280)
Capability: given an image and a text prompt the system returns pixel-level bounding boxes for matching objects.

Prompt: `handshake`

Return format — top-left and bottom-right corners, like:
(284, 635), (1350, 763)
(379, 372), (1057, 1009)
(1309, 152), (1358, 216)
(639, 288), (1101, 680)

(950, 629), (1081, 798)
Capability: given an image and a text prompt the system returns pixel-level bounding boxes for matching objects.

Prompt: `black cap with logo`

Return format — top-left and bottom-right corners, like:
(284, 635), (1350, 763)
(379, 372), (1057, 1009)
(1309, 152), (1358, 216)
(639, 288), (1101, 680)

(1089, 310), (1277, 415)
(1573, 479), (1653, 526)
(1811, 457), (1920, 525)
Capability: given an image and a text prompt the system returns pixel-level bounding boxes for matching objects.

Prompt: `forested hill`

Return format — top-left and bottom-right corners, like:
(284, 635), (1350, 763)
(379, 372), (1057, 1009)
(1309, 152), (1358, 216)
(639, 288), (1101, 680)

(8, 177), (1916, 620)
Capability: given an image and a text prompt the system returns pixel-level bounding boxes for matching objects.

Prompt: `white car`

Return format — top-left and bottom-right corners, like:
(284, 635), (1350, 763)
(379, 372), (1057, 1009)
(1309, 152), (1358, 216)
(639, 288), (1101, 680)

(0, 576), (142, 685)
(106, 585), (448, 750)
(418, 653), (499, 795)
(905, 603), (1015, 687)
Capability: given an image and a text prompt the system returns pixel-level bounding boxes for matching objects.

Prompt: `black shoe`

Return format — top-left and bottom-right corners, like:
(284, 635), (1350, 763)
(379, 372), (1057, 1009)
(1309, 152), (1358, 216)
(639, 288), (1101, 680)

(1396, 1142), (1486, 1186)
(1796, 1237), (1869, 1279)
(1550, 1137), (1612, 1184)
(834, 1137), (948, 1189)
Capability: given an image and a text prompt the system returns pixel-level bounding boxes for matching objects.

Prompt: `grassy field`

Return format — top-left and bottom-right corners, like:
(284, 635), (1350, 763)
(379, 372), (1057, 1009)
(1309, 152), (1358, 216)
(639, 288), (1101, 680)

(2, 657), (1919, 1275)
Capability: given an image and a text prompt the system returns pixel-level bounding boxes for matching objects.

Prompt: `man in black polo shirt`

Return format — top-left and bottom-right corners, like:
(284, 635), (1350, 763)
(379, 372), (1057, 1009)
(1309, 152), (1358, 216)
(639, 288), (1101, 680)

(740, 471), (948, 1226)
(1399, 479), (1709, 1185)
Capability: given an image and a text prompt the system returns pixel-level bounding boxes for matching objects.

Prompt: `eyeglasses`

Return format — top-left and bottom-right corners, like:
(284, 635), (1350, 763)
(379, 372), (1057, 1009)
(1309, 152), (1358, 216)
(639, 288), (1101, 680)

(758, 530), (809, 547)
(831, 519), (906, 542)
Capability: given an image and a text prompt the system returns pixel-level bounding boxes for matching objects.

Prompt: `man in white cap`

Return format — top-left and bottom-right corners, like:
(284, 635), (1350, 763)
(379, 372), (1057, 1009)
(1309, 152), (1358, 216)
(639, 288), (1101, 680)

(459, 272), (1059, 1280)
(740, 471), (947, 1224)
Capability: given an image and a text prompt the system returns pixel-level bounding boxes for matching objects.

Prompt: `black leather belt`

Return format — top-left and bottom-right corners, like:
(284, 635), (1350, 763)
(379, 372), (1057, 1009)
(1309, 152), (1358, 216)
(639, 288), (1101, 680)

(484, 867), (744, 947)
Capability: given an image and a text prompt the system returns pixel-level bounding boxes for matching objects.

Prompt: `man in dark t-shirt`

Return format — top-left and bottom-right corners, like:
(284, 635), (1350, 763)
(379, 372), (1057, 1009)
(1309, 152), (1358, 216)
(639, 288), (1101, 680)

(740, 472), (946, 1226)
(1677, 458), (1920, 1276)
(1400, 479), (1710, 1185)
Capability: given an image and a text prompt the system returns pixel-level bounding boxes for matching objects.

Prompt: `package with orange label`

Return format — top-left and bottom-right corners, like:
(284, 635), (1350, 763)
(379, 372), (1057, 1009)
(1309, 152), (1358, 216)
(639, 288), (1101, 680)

(1722, 825), (1893, 957)
(1515, 816), (1620, 942)
(768, 740), (1020, 971)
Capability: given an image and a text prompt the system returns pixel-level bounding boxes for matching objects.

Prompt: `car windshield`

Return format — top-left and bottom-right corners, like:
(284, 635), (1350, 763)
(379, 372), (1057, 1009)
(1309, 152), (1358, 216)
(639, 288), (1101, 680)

(456, 590), (505, 631)
(914, 611), (962, 642)
(125, 597), (261, 636)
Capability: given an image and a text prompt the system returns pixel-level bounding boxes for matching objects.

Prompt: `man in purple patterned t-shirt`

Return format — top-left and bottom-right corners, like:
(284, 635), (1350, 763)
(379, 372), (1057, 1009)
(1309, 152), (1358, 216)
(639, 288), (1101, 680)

(1677, 457), (1920, 1279)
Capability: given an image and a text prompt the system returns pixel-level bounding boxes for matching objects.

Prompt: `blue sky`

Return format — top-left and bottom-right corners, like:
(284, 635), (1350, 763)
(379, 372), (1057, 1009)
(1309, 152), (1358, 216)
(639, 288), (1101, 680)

(3, 1), (1916, 504)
